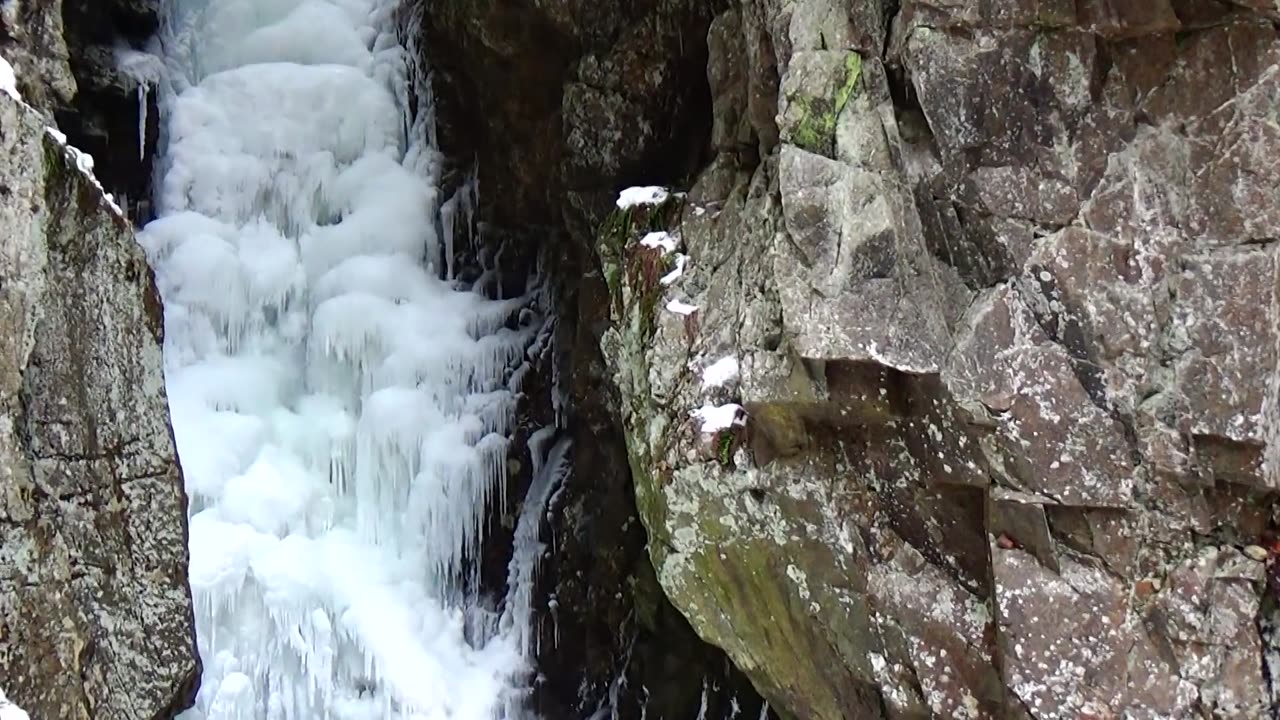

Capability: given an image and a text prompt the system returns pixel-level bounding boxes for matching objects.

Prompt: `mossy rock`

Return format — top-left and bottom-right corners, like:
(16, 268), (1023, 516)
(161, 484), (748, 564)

(782, 51), (863, 158)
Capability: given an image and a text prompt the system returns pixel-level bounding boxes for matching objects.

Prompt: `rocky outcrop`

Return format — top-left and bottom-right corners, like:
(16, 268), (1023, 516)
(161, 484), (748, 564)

(1, 3), (197, 717)
(0, 86), (197, 718)
(420, 2), (776, 717)
(595, 1), (1280, 717)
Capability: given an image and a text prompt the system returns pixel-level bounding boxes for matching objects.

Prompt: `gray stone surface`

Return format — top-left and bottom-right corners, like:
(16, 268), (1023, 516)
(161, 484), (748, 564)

(0, 88), (197, 718)
(593, 0), (1280, 717)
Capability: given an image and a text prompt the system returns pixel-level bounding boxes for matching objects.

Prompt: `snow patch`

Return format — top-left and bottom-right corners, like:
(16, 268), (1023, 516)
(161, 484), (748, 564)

(701, 356), (739, 389)
(0, 55), (19, 101)
(691, 403), (746, 433)
(616, 186), (669, 209)
(44, 127), (125, 218)
(660, 253), (688, 286)
(639, 231), (678, 254)
(0, 686), (29, 720)
(666, 298), (698, 316)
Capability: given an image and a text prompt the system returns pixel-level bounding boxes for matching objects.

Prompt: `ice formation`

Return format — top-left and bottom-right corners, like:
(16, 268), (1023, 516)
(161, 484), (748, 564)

(140, 1), (552, 717)
(0, 686), (30, 720)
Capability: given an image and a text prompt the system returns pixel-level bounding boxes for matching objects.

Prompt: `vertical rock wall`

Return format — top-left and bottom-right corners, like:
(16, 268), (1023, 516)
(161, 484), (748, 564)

(598, 0), (1280, 717)
(417, 0), (1280, 717)
(1, 2), (198, 716)
(419, 2), (777, 717)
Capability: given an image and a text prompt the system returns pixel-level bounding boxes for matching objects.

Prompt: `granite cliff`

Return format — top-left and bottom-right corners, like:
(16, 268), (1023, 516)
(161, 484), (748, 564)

(3, 0), (1279, 717)
(426, 0), (1280, 717)
(0, 1), (197, 716)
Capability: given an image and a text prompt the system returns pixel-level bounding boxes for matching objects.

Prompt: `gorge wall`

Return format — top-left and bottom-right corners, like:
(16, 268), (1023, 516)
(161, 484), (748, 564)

(3, 0), (1280, 717)
(426, 0), (1280, 718)
(0, 1), (197, 717)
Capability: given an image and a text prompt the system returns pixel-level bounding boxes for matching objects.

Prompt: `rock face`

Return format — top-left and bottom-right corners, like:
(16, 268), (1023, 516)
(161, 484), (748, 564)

(1, 3), (198, 717)
(2, 0), (161, 222)
(0, 88), (197, 719)
(425, 0), (1280, 717)
(596, 1), (1280, 718)
(421, 2), (775, 718)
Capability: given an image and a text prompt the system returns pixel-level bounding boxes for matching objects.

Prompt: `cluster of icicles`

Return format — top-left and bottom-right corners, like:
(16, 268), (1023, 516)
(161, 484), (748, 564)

(138, 0), (564, 717)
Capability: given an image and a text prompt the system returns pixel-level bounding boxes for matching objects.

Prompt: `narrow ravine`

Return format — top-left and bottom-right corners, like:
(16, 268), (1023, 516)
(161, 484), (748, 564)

(138, 0), (552, 716)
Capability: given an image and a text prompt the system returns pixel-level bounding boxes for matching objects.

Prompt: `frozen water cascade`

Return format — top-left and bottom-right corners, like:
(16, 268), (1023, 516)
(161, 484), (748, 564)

(137, 0), (559, 717)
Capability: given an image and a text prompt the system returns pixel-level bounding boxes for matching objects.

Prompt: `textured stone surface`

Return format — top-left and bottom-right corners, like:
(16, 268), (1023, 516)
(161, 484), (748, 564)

(592, 0), (1280, 717)
(419, 0), (1280, 717)
(0, 85), (197, 718)
(420, 1), (773, 717)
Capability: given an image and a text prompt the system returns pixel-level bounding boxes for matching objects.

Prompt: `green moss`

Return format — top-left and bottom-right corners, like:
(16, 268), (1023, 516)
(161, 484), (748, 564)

(677, 542), (844, 720)
(834, 53), (863, 117)
(790, 97), (829, 153)
(717, 432), (734, 466)
(790, 52), (863, 157)
(598, 208), (633, 305)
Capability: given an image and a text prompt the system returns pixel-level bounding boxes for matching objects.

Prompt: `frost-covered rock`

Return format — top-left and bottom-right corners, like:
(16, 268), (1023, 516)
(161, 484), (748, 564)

(0, 88), (197, 718)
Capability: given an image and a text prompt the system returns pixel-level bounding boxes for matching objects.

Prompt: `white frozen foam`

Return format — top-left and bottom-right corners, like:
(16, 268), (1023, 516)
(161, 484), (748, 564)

(145, 1), (544, 717)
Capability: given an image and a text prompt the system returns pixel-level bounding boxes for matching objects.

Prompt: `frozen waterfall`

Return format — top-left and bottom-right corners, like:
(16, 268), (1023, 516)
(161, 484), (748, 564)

(137, 0), (556, 717)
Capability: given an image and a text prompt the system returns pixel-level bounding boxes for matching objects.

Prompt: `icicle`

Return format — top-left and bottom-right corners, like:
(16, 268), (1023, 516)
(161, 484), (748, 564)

(138, 81), (148, 161)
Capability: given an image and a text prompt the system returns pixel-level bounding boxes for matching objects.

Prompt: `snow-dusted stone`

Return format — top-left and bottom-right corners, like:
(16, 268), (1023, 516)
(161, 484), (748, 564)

(0, 90), (197, 718)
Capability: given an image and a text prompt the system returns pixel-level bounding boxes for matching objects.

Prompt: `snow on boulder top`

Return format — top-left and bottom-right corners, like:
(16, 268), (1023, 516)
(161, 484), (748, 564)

(639, 231), (679, 254)
(665, 298), (698, 316)
(691, 403), (746, 433)
(45, 126), (126, 219)
(617, 186), (670, 209)
(701, 356), (740, 389)
(660, 254), (687, 286)
(1, 55), (21, 101)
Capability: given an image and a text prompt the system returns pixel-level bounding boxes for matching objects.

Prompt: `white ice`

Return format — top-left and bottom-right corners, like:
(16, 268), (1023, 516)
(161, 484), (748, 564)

(141, 1), (543, 717)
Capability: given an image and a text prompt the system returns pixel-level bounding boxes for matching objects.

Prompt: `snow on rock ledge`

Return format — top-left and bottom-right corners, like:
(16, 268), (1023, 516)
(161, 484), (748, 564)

(0, 91), (197, 718)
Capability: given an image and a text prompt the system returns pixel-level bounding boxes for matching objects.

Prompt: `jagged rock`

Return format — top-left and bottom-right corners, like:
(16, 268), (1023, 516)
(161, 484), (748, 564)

(0, 91), (197, 718)
(426, 0), (1280, 716)
(591, 0), (1280, 718)
(2, 0), (161, 223)
(420, 1), (773, 717)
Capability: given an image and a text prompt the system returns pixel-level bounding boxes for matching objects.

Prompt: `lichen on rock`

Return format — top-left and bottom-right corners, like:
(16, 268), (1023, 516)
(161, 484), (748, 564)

(0, 72), (197, 720)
